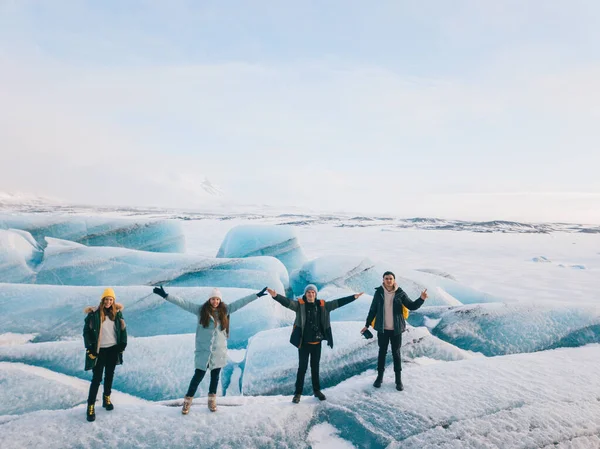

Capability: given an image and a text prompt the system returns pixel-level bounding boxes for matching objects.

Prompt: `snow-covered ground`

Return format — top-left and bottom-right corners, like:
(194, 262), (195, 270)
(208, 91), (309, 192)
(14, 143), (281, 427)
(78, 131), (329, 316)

(1, 210), (599, 448)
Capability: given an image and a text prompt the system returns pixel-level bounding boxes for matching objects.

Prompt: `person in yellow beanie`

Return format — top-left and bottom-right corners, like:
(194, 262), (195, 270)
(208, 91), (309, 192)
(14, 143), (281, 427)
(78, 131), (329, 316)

(83, 287), (127, 422)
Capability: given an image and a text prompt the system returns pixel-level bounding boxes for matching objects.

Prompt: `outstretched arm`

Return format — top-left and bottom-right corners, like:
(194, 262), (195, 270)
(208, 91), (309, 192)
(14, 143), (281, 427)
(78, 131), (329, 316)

(401, 288), (427, 311)
(227, 287), (268, 314)
(267, 288), (299, 312)
(154, 286), (201, 315)
(326, 292), (364, 312)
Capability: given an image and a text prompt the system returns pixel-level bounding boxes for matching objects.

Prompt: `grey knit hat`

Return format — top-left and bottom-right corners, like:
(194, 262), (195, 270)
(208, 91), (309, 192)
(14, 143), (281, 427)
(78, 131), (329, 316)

(303, 284), (318, 295)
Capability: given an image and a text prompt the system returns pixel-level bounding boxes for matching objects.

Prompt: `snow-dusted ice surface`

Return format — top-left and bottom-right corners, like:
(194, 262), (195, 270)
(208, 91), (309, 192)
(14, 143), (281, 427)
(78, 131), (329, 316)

(0, 362), (84, 415)
(30, 238), (289, 291)
(0, 214), (186, 252)
(0, 394), (316, 449)
(242, 323), (473, 396)
(2, 345), (600, 449)
(217, 224), (308, 273)
(316, 344), (600, 448)
(0, 284), (293, 347)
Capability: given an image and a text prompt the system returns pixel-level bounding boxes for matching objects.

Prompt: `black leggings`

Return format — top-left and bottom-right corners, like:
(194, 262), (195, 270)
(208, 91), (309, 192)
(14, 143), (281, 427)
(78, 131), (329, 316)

(186, 368), (221, 397)
(87, 346), (119, 405)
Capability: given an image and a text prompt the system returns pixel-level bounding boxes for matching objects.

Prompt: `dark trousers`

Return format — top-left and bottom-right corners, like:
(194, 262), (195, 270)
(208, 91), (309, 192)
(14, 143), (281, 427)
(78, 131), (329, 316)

(377, 330), (402, 373)
(186, 368), (221, 397)
(295, 342), (322, 394)
(87, 345), (119, 405)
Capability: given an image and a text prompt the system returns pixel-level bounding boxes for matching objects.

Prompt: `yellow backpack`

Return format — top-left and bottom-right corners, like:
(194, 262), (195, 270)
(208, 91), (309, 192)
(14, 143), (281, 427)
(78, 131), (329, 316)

(371, 305), (409, 328)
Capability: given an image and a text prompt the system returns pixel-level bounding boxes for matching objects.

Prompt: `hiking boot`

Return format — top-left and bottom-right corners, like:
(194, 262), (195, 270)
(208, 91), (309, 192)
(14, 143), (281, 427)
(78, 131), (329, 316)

(208, 393), (217, 412)
(292, 394), (301, 404)
(182, 396), (193, 415)
(395, 372), (404, 391)
(102, 395), (114, 411)
(86, 404), (95, 422)
(373, 371), (384, 388)
(314, 391), (326, 401)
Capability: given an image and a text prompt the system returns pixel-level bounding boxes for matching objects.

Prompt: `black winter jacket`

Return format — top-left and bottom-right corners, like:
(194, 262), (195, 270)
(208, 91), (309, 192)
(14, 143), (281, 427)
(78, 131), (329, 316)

(365, 286), (424, 335)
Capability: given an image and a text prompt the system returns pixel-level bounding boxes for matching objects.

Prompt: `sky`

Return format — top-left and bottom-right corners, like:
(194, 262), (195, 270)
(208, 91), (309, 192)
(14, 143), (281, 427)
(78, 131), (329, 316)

(1, 0), (600, 223)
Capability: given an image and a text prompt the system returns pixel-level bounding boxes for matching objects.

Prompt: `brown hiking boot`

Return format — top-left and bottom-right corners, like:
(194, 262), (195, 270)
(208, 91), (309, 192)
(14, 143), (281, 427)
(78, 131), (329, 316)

(182, 396), (193, 415)
(208, 393), (217, 412)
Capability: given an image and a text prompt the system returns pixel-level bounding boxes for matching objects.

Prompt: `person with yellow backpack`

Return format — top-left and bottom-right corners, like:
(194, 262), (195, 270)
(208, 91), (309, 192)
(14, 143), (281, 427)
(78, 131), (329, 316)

(361, 271), (427, 391)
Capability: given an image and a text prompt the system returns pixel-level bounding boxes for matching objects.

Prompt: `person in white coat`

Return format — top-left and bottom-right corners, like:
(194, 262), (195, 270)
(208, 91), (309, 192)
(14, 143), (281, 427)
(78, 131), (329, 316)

(153, 285), (268, 413)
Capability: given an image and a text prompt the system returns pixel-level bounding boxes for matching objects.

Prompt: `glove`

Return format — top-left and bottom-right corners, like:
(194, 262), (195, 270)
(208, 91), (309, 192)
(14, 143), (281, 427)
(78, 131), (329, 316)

(256, 287), (268, 297)
(86, 349), (97, 360)
(118, 343), (127, 353)
(153, 285), (168, 298)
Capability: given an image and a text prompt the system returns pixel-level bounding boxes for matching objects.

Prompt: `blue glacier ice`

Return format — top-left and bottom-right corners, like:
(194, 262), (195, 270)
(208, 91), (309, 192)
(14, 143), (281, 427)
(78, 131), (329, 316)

(410, 302), (600, 356)
(29, 238), (289, 292)
(216, 224), (307, 273)
(242, 322), (472, 396)
(0, 229), (41, 283)
(0, 284), (294, 348)
(290, 255), (497, 307)
(0, 214), (185, 253)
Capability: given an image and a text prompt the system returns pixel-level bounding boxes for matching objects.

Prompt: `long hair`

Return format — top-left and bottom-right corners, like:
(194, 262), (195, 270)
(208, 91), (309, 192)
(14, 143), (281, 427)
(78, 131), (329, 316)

(200, 301), (230, 336)
(98, 298), (117, 322)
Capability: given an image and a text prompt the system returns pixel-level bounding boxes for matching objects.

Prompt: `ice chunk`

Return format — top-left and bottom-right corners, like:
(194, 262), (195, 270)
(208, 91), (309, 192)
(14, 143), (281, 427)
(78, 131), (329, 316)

(242, 322), (472, 396)
(0, 229), (41, 283)
(411, 302), (600, 356)
(0, 284), (293, 348)
(0, 214), (185, 252)
(217, 225), (307, 273)
(31, 238), (289, 292)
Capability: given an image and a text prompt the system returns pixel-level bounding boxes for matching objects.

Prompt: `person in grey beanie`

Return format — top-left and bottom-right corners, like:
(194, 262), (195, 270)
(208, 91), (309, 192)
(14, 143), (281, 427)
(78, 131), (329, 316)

(267, 284), (363, 403)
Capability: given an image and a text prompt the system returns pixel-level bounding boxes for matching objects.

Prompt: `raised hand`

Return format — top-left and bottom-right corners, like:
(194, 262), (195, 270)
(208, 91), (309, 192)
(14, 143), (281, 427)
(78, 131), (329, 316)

(256, 287), (268, 297)
(153, 285), (168, 298)
(420, 289), (428, 300)
(266, 288), (277, 298)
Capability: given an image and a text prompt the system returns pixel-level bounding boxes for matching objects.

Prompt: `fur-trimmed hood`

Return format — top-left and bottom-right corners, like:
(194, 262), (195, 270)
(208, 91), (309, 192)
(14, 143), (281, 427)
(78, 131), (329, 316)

(83, 303), (124, 314)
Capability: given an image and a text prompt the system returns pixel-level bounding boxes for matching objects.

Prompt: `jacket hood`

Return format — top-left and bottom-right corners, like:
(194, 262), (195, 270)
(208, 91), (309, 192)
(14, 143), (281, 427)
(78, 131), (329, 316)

(84, 303), (124, 314)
